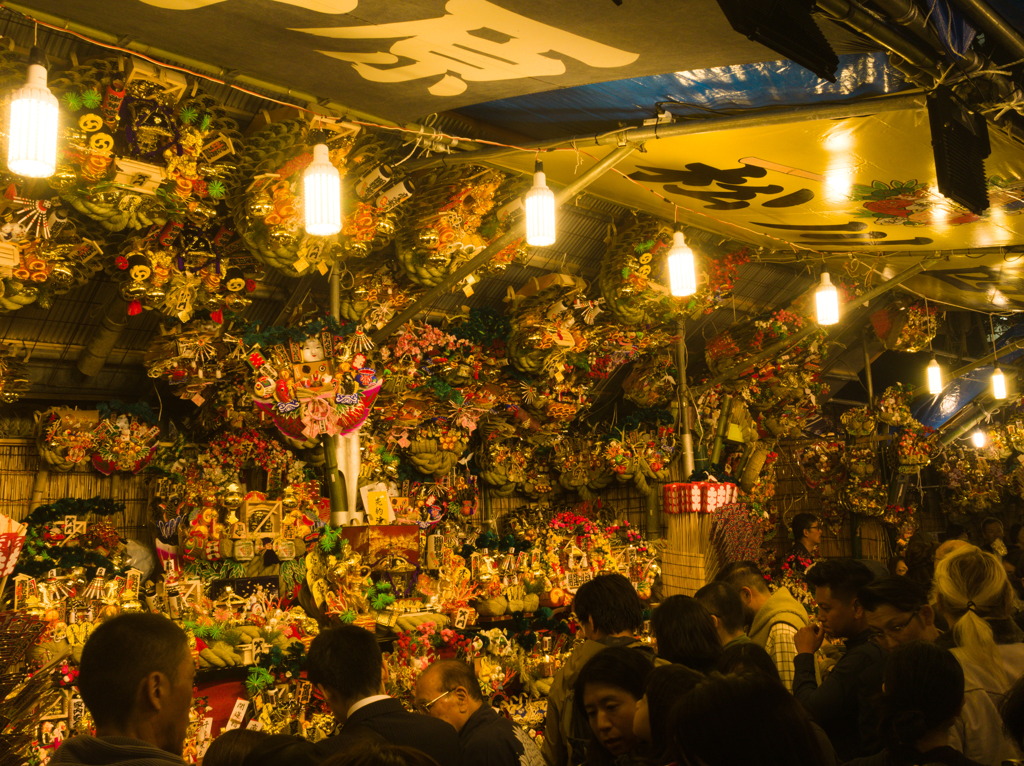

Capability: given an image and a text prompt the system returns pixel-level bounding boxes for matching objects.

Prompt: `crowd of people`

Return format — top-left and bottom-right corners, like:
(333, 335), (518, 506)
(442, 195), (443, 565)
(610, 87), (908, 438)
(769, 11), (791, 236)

(49, 515), (1024, 766)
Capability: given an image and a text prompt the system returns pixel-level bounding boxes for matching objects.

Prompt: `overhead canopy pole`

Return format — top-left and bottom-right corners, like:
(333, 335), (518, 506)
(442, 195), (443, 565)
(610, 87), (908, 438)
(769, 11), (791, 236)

(404, 92), (925, 171)
(370, 142), (641, 344)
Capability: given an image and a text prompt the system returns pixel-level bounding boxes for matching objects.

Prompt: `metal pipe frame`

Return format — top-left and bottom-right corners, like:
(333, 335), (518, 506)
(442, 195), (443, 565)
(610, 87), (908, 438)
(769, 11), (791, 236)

(404, 91), (926, 171)
(370, 142), (640, 343)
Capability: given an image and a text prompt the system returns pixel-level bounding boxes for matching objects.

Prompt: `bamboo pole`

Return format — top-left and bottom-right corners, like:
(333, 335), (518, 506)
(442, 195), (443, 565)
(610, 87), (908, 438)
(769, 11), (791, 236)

(323, 268), (347, 528)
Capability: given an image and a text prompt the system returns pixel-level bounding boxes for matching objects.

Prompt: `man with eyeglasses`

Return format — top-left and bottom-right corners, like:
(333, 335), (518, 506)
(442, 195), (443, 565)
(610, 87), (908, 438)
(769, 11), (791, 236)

(305, 624), (462, 766)
(859, 576), (941, 650)
(415, 659), (543, 766)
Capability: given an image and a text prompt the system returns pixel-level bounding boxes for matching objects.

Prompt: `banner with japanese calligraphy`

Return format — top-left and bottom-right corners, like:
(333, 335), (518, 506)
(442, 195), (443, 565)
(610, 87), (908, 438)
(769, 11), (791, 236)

(493, 107), (1024, 309)
(9, 0), (781, 122)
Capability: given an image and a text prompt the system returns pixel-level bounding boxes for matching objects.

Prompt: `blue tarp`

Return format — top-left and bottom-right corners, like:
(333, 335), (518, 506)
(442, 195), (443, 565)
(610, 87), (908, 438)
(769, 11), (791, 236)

(457, 52), (910, 139)
(913, 324), (1024, 429)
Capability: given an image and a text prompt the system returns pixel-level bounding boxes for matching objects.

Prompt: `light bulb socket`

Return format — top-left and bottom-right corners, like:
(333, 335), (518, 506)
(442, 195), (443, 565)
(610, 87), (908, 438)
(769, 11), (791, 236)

(308, 128), (328, 146)
(534, 159), (544, 174)
(27, 46), (48, 69)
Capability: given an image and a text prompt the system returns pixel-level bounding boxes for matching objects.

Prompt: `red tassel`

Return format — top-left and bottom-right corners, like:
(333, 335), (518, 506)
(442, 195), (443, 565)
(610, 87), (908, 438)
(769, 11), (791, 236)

(210, 309), (224, 324)
(4, 184), (16, 200)
(127, 300), (143, 316)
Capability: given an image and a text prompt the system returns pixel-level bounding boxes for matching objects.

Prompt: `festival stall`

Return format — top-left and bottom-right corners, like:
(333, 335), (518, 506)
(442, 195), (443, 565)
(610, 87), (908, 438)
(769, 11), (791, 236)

(0, 1), (1023, 763)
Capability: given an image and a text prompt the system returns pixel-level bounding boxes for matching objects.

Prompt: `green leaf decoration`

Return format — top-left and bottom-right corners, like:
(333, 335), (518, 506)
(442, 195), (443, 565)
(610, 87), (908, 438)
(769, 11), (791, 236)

(200, 114), (212, 132)
(245, 667), (274, 696)
(81, 89), (102, 109)
(371, 592), (395, 611)
(62, 92), (82, 111)
(319, 526), (340, 552)
(207, 180), (226, 199)
(339, 609), (357, 624)
(634, 238), (656, 255)
(179, 106), (199, 124)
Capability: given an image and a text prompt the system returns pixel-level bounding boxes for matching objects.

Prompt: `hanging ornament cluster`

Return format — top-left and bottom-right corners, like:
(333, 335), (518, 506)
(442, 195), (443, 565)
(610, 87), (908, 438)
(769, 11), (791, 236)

(394, 165), (520, 288)
(336, 265), (419, 330)
(230, 123), (405, 275)
(0, 342), (29, 402)
(144, 322), (246, 400)
(50, 57), (239, 230)
(113, 222), (256, 319)
(599, 216), (680, 326)
(35, 405), (160, 474)
(872, 299), (940, 352)
(0, 193), (106, 311)
(244, 319), (381, 448)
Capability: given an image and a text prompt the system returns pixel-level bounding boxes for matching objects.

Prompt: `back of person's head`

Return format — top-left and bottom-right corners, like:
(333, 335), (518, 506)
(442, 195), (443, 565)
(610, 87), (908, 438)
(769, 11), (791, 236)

(77, 612), (189, 728)
(982, 517), (1003, 535)
(241, 734), (318, 766)
(671, 672), (826, 766)
(319, 740), (441, 766)
(694, 581), (745, 635)
(804, 558), (875, 601)
(305, 624), (382, 700)
(714, 561), (770, 594)
(858, 576), (929, 613)
(572, 573), (643, 636)
(427, 658), (483, 702)
(791, 513), (818, 543)
(642, 664), (703, 758)
(203, 729), (271, 766)
(880, 641), (964, 749)
(943, 523), (968, 542)
(651, 595), (721, 672)
(715, 642), (781, 684)
(932, 545), (1013, 670)
(573, 646), (653, 710)
(1001, 672), (1024, 752)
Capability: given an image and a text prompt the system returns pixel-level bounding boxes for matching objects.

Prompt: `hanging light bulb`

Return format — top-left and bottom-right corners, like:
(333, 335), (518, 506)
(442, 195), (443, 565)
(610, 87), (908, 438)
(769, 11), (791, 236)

(7, 46), (58, 178)
(303, 142), (341, 236)
(992, 367), (1008, 400)
(971, 429), (987, 449)
(667, 230), (697, 297)
(926, 356), (943, 395)
(524, 160), (556, 247)
(815, 271), (840, 325)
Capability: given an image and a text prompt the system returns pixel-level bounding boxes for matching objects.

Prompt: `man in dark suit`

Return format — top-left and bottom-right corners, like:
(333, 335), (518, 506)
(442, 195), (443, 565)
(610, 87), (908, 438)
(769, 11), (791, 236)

(306, 623), (462, 766)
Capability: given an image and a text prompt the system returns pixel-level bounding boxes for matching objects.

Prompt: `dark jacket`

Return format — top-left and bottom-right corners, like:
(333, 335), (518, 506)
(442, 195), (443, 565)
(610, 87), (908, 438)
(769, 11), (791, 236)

(461, 704), (543, 766)
(845, 745), (985, 766)
(51, 736), (185, 766)
(792, 630), (885, 761)
(311, 698), (462, 766)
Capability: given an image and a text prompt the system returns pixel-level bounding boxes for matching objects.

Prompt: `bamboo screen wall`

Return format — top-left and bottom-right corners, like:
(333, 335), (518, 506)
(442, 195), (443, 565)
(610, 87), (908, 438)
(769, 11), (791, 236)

(0, 439), (153, 544)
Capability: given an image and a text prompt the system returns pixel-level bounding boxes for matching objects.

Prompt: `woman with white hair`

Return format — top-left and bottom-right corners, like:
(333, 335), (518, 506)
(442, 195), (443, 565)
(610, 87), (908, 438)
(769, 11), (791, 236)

(932, 544), (1024, 764)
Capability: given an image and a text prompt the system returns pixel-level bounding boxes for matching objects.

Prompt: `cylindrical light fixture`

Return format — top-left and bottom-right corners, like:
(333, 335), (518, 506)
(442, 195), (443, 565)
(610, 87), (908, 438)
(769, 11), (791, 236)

(926, 356), (943, 395)
(992, 367), (1008, 400)
(667, 230), (697, 297)
(7, 46), (58, 178)
(303, 143), (342, 236)
(524, 160), (556, 247)
(815, 271), (840, 325)
(971, 429), (987, 449)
